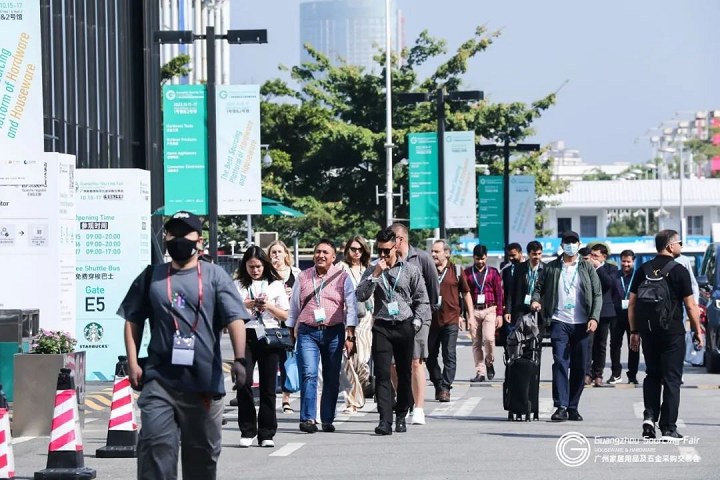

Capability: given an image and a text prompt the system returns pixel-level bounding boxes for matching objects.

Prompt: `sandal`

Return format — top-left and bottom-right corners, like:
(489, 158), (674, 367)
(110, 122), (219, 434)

(282, 402), (294, 413)
(342, 406), (357, 414)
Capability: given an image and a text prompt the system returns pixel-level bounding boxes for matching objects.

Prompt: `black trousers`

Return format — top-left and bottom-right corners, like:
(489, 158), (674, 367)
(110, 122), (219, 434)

(372, 319), (415, 423)
(236, 329), (279, 441)
(591, 317), (614, 379)
(640, 331), (684, 432)
(426, 323), (459, 391)
(609, 313), (640, 378)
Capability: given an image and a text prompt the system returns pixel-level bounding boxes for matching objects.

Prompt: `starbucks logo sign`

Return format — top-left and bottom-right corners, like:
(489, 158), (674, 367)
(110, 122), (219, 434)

(84, 322), (104, 343)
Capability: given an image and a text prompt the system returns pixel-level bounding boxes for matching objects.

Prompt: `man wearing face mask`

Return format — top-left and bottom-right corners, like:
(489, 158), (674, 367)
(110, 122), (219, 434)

(531, 231), (602, 422)
(117, 211), (250, 480)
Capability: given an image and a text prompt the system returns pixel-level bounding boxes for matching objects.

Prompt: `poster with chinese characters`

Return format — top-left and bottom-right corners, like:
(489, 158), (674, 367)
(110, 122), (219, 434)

(75, 169), (150, 381)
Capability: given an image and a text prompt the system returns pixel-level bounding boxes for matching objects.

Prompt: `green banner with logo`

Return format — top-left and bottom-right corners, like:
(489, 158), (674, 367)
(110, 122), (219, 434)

(478, 175), (504, 251)
(408, 132), (439, 229)
(163, 84), (208, 214)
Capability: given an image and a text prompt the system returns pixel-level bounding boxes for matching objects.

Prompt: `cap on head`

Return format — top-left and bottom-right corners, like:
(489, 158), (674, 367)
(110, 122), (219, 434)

(164, 210), (203, 235)
(561, 230), (580, 243)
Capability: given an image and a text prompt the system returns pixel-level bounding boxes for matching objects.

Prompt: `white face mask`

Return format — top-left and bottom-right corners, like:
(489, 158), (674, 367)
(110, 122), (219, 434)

(562, 243), (580, 257)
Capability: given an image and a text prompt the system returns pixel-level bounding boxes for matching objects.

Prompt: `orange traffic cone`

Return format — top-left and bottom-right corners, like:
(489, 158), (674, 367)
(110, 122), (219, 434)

(96, 356), (137, 458)
(0, 406), (15, 480)
(34, 368), (96, 479)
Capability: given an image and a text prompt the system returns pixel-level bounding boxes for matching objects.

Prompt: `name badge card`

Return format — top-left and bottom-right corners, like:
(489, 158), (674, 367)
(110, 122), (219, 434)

(621, 299), (629, 310)
(476, 294), (486, 305)
(255, 323), (266, 340)
(437, 296), (443, 307)
(171, 334), (196, 366)
(387, 301), (400, 316)
(314, 308), (326, 323)
(524, 294), (531, 305)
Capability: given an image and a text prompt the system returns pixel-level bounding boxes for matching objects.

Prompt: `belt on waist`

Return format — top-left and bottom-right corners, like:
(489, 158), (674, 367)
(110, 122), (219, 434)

(476, 303), (497, 309)
(301, 322), (343, 330)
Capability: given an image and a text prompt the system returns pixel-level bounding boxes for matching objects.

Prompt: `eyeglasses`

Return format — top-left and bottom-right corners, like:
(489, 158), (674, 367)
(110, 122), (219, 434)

(667, 240), (683, 248)
(377, 245), (396, 256)
(349, 246), (363, 253)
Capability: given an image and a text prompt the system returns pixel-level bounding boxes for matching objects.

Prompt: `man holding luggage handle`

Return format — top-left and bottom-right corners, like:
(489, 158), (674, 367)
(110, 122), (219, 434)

(530, 230), (602, 422)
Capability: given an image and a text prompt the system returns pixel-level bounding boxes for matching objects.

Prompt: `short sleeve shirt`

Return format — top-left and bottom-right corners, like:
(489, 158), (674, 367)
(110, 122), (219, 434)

(235, 279), (290, 329)
(434, 263), (469, 327)
(117, 262), (250, 394)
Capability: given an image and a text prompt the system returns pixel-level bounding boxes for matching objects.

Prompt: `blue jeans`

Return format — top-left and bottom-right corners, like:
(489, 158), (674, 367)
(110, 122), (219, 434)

(550, 321), (591, 410)
(296, 323), (344, 424)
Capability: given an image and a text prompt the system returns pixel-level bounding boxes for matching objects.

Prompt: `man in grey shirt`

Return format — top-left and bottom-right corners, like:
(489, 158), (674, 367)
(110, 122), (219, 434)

(118, 211), (250, 480)
(356, 227), (430, 435)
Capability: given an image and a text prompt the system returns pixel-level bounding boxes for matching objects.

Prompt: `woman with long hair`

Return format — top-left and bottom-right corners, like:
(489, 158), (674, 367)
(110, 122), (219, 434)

(233, 246), (289, 448)
(267, 240), (301, 413)
(339, 235), (374, 413)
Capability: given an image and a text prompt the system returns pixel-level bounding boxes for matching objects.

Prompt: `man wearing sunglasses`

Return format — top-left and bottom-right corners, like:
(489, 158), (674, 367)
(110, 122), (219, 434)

(356, 227), (430, 435)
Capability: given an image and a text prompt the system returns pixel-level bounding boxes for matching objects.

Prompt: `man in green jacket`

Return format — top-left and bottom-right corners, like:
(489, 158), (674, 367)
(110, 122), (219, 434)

(531, 230), (602, 422)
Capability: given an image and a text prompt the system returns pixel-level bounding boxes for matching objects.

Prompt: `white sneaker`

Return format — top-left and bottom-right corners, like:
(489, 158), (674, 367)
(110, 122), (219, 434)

(411, 407), (426, 425)
(239, 437), (254, 448)
(260, 439), (275, 448)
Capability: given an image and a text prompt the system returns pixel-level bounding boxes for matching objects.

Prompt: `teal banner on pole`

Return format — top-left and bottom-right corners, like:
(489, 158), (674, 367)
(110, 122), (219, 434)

(163, 84), (208, 214)
(478, 175), (504, 251)
(408, 132), (439, 230)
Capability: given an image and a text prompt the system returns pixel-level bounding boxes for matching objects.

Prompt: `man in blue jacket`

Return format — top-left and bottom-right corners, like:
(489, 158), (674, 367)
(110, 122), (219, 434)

(531, 231), (602, 422)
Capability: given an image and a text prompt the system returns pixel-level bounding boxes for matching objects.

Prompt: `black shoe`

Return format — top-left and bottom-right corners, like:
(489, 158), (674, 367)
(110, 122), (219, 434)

(642, 412), (656, 439)
(321, 423), (335, 433)
(627, 375), (639, 385)
(229, 397), (238, 407)
(551, 407), (568, 422)
(395, 417), (407, 433)
(299, 420), (318, 433)
(438, 389), (451, 402)
(470, 374), (486, 383)
(567, 409), (583, 421)
(375, 420), (392, 436)
(487, 364), (495, 381)
(661, 430), (683, 442)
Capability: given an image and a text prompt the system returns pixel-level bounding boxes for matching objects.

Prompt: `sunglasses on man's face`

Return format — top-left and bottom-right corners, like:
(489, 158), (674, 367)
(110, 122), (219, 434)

(377, 246), (395, 256)
(349, 246), (363, 253)
(667, 240), (683, 248)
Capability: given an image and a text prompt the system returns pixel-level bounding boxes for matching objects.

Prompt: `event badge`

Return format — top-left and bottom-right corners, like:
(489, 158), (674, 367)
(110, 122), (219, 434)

(171, 333), (195, 366)
(476, 294), (486, 305)
(255, 323), (267, 340)
(437, 296), (443, 307)
(564, 300), (575, 310)
(524, 294), (531, 306)
(621, 299), (629, 310)
(387, 301), (400, 316)
(314, 308), (327, 323)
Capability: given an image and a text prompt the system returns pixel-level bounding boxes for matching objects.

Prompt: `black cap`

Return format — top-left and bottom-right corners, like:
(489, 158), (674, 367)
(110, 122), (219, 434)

(561, 230), (580, 243)
(164, 211), (203, 234)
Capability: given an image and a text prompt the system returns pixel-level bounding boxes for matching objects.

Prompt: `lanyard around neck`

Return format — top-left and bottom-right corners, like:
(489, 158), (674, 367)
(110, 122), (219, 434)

(621, 270), (636, 299)
(166, 262), (203, 334)
(527, 265), (539, 292)
(562, 262), (579, 296)
(472, 266), (489, 293)
(438, 266), (449, 285)
(381, 265), (403, 300)
(311, 269), (327, 307)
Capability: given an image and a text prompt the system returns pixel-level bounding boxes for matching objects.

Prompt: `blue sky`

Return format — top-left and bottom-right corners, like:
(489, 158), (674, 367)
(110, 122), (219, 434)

(230, 0), (720, 165)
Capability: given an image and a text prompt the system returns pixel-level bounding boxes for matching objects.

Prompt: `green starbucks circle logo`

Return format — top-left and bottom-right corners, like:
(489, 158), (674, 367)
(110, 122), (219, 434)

(84, 322), (104, 343)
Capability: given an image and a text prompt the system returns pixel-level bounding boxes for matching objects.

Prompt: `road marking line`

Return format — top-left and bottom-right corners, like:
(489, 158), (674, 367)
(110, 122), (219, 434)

(428, 401), (456, 417)
(676, 419), (687, 428)
(452, 397), (481, 417)
(87, 394), (112, 406)
(269, 442), (305, 457)
(678, 446), (700, 461)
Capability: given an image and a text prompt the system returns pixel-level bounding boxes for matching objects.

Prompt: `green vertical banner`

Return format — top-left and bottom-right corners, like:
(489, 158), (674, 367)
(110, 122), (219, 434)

(163, 84), (208, 214)
(408, 132), (439, 229)
(478, 175), (504, 251)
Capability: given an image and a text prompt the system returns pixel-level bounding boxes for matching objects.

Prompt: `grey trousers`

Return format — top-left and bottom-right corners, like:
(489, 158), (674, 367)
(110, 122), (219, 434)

(136, 379), (224, 480)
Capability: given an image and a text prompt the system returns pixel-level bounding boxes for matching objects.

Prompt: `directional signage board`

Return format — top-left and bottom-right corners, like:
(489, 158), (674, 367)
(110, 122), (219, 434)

(409, 132), (439, 230)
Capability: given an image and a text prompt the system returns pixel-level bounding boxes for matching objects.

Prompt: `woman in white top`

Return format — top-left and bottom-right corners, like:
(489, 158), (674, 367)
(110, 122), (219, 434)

(267, 240), (301, 413)
(339, 235), (374, 413)
(234, 246), (290, 448)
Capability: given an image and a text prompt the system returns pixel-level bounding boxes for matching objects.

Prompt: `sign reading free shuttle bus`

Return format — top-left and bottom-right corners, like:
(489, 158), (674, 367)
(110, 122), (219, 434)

(0, 1), (45, 186)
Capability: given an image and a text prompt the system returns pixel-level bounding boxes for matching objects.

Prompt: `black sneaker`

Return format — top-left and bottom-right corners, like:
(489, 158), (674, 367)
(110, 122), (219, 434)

(627, 375), (639, 385)
(374, 420), (392, 436)
(487, 364), (495, 381)
(299, 420), (318, 433)
(642, 413), (656, 439)
(661, 430), (683, 442)
(551, 407), (568, 422)
(606, 375), (622, 385)
(395, 417), (407, 433)
(321, 423), (335, 433)
(567, 409), (583, 421)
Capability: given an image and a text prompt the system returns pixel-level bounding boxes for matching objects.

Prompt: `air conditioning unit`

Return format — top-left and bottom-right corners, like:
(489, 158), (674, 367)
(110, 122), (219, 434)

(254, 231), (278, 249)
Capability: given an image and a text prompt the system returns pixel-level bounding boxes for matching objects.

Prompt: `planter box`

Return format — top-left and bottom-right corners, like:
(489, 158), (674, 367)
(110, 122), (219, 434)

(12, 351), (86, 437)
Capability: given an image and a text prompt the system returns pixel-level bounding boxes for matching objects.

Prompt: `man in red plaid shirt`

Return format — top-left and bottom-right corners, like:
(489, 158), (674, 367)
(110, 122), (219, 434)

(463, 244), (504, 382)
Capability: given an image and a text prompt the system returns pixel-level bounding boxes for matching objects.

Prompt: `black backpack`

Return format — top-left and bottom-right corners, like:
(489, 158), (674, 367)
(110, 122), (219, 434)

(635, 260), (678, 331)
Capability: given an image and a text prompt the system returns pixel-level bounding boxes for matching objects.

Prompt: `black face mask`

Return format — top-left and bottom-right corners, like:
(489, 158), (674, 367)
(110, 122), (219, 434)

(166, 237), (198, 263)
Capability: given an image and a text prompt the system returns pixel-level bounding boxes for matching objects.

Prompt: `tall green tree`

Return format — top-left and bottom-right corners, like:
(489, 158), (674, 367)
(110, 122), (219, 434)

(222, 26), (567, 249)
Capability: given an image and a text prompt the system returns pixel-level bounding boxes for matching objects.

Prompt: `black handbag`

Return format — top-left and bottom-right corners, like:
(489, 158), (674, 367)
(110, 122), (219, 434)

(262, 327), (294, 351)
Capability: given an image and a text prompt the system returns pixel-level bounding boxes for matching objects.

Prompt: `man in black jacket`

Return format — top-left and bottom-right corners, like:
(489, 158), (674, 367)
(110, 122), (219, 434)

(611, 250), (640, 384)
(499, 242), (523, 347)
(504, 241), (544, 336)
(588, 243), (620, 387)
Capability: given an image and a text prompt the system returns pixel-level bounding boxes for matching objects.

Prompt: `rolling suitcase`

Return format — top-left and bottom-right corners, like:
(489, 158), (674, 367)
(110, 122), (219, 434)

(503, 337), (540, 422)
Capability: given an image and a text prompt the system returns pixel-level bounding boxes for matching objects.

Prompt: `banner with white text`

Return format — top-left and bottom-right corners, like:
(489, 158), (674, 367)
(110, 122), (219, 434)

(443, 131), (477, 229)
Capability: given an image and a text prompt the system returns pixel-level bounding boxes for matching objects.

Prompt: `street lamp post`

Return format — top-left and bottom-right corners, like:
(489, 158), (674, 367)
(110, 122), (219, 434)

(477, 139), (540, 247)
(398, 89), (483, 239)
(154, 27), (268, 262)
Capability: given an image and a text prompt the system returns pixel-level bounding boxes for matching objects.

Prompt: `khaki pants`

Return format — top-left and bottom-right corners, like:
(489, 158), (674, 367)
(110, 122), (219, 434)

(470, 306), (497, 375)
